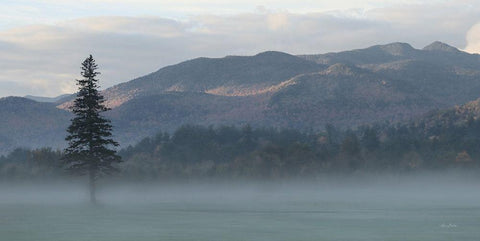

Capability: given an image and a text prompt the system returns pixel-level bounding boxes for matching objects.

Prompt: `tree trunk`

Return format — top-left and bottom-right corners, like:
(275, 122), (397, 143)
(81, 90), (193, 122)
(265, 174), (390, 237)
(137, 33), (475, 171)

(89, 168), (96, 204)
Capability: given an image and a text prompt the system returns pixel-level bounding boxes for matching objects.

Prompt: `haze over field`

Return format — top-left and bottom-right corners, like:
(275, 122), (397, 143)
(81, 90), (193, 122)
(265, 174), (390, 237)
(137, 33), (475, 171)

(2, 173), (480, 241)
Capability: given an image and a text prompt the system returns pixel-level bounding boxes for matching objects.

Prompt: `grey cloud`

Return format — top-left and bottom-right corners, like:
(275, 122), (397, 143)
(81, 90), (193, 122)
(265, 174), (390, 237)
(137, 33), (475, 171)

(0, 40), (14, 50)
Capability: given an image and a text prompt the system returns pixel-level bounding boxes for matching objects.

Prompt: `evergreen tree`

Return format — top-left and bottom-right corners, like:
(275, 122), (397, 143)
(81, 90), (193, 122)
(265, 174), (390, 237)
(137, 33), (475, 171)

(361, 126), (380, 152)
(63, 55), (121, 203)
(340, 131), (362, 170)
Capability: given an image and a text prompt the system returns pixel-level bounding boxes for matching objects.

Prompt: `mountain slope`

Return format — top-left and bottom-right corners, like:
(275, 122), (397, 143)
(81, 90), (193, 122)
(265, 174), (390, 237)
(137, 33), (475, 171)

(264, 64), (438, 128)
(3, 41), (480, 153)
(58, 42), (480, 147)
(372, 59), (480, 105)
(0, 97), (71, 154)
(106, 92), (270, 144)
(98, 51), (325, 108)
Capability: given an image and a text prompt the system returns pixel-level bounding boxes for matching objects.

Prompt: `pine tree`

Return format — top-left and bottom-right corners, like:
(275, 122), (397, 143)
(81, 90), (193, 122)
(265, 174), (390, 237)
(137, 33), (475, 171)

(63, 55), (121, 203)
(361, 126), (380, 152)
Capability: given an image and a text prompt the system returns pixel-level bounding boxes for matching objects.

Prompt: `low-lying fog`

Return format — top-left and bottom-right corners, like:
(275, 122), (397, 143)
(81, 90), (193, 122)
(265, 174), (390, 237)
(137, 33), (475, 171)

(2, 171), (480, 241)
(2, 170), (480, 204)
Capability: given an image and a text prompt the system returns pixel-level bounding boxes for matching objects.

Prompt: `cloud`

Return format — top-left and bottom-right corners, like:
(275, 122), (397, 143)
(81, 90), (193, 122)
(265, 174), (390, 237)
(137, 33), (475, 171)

(267, 12), (289, 31)
(0, 17), (199, 97)
(1, 2), (480, 97)
(62, 17), (188, 37)
(465, 22), (480, 54)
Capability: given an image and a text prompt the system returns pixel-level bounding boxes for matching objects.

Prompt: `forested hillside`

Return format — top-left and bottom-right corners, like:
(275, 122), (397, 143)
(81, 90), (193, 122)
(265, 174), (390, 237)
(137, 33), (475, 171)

(2, 41), (480, 154)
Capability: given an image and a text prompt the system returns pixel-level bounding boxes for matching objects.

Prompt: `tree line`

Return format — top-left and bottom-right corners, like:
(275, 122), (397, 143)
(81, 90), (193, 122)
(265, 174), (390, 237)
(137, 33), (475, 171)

(2, 119), (479, 181)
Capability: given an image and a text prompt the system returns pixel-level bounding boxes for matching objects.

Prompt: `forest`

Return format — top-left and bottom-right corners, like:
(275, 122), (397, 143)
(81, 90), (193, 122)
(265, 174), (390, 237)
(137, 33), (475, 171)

(2, 113), (480, 182)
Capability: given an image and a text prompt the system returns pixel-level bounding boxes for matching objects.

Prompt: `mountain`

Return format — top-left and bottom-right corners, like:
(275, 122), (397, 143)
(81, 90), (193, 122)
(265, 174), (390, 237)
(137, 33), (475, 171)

(301, 41), (480, 69)
(24, 94), (72, 103)
(103, 63), (436, 142)
(422, 41), (461, 53)
(0, 97), (71, 154)
(264, 64), (438, 129)
(105, 92), (271, 144)
(97, 51), (325, 108)
(416, 97), (480, 132)
(94, 42), (480, 137)
(300, 42), (419, 65)
(3, 41), (480, 154)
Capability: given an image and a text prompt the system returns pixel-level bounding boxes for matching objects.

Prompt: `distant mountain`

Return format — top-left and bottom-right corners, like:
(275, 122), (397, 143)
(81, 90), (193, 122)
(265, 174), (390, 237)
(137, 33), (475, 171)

(301, 42), (418, 65)
(94, 42), (480, 138)
(3, 41), (480, 154)
(106, 92), (270, 144)
(422, 41), (461, 53)
(24, 94), (72, 103)
(0, 97), (71, 154)
(93, 51), (325, 108)
(264, 63), (438, 129)
(301, 42), (480, 69)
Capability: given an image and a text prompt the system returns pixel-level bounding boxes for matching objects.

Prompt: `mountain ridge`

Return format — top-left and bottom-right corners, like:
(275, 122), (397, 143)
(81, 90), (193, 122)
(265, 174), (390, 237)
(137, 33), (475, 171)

(3, 41), (480, 154)
(89, 51), (325, 109)
(24, 94), (72, 103)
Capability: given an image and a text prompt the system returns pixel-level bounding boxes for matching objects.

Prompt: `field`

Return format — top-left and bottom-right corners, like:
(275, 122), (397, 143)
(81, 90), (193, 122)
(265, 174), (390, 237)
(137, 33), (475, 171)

(1, 175), (479, 241)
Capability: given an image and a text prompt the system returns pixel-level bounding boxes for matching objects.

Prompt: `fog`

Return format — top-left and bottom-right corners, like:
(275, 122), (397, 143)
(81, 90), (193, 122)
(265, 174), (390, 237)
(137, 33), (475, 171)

(2, 171), (480, 241)
(2, 170), (480, 203)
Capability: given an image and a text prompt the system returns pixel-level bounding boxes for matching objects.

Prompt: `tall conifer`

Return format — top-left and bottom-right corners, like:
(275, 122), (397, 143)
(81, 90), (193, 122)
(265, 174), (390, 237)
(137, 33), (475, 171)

(63, 55), (121, 203)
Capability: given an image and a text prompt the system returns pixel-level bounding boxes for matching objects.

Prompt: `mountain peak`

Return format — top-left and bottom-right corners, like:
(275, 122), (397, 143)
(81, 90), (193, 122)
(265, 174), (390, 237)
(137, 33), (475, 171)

(422, 41), (459, 52)
(254, 51), (294, 59)
(377, 42), (415, 56)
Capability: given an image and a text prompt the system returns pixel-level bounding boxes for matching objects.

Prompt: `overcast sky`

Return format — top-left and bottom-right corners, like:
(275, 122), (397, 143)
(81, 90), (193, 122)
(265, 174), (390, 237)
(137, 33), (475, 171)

(1, 0), (480, 97)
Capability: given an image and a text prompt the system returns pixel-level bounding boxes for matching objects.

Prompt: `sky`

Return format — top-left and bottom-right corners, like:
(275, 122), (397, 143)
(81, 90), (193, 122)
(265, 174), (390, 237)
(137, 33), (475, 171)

(1, 0), (480, 97)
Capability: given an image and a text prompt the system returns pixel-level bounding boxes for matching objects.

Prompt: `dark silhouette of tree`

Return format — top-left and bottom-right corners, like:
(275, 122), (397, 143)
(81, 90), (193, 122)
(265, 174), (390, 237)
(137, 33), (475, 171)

(63, 55), (121, 203)
(340, 131), (362, 170)
(325, 124), (340, 145)
(361, 126), (379, 152)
